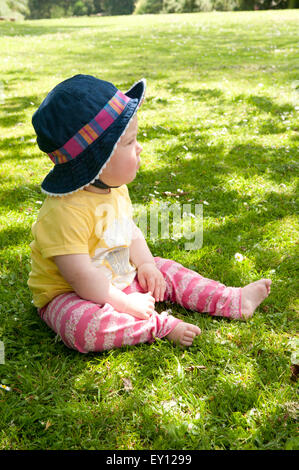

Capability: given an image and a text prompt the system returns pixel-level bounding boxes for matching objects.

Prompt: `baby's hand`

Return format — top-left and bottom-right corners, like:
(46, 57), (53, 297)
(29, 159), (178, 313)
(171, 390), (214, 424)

(125, 292), (155, 320)
(137, 263), (166, 302)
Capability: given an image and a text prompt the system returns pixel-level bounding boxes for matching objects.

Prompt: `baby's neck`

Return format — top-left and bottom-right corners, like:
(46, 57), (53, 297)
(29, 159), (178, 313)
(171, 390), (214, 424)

(84, 185), (111, 195)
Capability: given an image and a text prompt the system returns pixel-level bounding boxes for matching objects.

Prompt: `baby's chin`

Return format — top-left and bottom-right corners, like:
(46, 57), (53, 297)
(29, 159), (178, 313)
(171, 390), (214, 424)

(109, 167), (139, 186)
(124, 176), (137, 185)
(110, 176), (136, 187)
(124, 170), (139, 185)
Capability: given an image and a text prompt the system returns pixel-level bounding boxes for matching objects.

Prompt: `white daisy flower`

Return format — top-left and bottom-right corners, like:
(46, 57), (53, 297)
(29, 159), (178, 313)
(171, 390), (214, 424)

(234, 253), (244, 262)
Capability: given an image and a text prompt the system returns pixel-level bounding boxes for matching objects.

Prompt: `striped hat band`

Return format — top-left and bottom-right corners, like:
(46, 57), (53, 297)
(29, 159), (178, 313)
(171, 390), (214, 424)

(48, 90), (131, 165)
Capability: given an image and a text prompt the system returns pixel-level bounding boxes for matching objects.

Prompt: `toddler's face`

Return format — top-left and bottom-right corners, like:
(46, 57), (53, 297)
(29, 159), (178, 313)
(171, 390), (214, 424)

(99, 114), (142, 187)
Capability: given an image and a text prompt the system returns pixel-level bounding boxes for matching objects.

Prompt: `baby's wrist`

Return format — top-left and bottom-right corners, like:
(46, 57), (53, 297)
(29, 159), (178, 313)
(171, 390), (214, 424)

(107, 284), (129, 312)
(137, 261), (155, 270)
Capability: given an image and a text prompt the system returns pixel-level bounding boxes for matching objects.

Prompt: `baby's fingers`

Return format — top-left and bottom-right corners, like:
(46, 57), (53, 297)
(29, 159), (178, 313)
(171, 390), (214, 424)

(153, 285), (160, 302)
(138, 273), (148, 292)
(149, 281), (161, 302)
(157, 284), (166, 302)
(154, 282), (166, 302)
(160, 284), (166, 302)
(147, 278), (156, 297)
(133, 309), (150, 320)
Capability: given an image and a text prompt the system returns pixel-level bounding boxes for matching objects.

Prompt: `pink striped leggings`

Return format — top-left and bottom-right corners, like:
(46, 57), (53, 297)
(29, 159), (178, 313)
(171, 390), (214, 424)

(38, 257), (242, 353)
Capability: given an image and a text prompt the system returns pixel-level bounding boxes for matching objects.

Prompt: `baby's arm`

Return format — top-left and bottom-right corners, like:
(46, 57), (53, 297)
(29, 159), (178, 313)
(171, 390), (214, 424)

(53, 254), (155, 319)
(130, 223), (155, 267)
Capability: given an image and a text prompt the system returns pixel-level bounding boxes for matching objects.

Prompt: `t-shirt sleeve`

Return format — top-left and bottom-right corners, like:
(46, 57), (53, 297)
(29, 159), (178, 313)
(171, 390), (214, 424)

(33, 204), (92, 259)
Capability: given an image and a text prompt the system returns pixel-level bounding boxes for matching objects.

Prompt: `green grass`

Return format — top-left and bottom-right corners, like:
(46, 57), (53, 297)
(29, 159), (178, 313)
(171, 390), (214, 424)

(0, 10), (298, 450)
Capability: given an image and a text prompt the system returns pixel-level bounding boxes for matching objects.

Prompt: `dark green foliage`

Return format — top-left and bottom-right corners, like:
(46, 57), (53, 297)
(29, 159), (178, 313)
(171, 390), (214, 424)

(102, 0), (135, 15)
(1, 0), (297, 21)
(134, 0), (297, 12)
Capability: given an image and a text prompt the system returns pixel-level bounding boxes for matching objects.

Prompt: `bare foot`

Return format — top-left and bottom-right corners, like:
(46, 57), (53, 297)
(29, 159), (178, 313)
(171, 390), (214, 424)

(241, 279), (272, 319)
(166, 322), (201, 347)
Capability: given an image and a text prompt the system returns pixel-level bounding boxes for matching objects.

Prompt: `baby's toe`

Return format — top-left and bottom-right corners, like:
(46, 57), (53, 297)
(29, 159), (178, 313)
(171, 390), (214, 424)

(265, 279), (272, 294)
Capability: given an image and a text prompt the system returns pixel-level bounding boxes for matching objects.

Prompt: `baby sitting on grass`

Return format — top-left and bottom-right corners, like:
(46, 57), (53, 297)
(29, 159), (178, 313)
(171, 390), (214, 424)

(28, 74), (271, 352)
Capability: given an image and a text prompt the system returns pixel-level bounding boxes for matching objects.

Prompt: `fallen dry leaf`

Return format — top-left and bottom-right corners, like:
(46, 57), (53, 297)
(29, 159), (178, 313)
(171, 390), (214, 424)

(25, 395), (35, 401)
(45, 420), (52, 430)
(162, 191), (189, 197)
(122, 377), (133, 391)
(185, 365), (206, 372)
(290, 364), (299, 382)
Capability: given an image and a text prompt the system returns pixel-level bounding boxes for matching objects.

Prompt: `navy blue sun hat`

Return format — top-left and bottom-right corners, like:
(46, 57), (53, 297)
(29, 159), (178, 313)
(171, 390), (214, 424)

(32, 74), (146, 196)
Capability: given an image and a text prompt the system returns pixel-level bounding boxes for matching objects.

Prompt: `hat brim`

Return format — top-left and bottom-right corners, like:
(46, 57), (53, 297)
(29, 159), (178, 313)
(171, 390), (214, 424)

(41, 78), (146, 196)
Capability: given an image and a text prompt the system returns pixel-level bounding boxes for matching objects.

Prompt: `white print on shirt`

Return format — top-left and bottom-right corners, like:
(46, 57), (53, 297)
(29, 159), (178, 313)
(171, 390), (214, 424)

(92, 194), (136, 289)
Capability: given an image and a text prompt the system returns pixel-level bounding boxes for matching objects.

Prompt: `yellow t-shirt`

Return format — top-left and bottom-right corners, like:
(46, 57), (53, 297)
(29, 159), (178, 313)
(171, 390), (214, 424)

(28, 185), (137, 308)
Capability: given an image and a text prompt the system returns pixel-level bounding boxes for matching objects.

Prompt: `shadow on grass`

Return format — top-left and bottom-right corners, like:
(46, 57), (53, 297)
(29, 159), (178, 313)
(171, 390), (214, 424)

(164, 82), (225, 101)
(0, 180), (42, 210)
(0, 225), (30, 249)
(0, 94), (40, 128)
(2, 19), (298, 91)
(245, 94), (295, 116)
(137, 121), (298, 187)
(0, 137), (39, 163)
(152, 81), (297, 115)
(0, 21), (113, 37)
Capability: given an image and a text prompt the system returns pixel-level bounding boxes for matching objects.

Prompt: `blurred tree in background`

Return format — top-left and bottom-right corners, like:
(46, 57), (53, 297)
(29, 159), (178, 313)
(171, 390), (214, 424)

(25, 0), (134, 18)
(134, 0), (298, 13)
(0, 0), (29, 19)
(0, 0), (297, 20)
(102, 0), (135, 15)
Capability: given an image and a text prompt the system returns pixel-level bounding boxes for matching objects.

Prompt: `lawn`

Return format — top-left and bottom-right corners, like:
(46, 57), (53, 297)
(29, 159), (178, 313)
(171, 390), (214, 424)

(0, 9), (298, 450)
